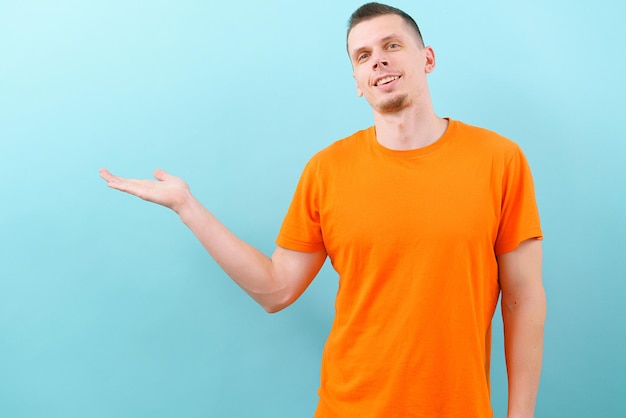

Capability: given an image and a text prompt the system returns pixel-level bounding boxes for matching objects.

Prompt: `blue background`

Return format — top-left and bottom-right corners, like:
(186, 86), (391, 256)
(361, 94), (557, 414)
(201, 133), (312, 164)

(1, 0), (624, 417)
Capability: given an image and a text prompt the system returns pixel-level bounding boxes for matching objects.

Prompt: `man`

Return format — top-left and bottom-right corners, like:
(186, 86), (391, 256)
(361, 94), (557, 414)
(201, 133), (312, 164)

(100, 3), (545, 417)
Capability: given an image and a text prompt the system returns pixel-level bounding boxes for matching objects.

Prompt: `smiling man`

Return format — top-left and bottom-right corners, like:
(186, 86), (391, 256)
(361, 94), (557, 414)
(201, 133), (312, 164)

(100, 3), (545, 417)
(350, 12), (431, 116)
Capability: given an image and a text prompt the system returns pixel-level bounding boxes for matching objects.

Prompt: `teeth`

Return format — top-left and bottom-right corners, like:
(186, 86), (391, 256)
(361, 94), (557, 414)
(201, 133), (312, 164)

(376, 76), (399, 86)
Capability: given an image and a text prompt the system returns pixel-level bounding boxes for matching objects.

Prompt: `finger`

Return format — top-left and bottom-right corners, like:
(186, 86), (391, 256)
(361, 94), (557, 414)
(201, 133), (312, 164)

(100, 168), (129, 189)
(99, 168), (115, 182)
(100, 169), (125, 188)
(108, 178), (153, 198)
(99, 168), (134, 191)
(153, 168), (168, 181)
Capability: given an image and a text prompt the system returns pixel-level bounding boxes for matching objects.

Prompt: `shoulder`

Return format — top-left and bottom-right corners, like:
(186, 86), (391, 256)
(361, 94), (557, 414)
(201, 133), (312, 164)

(452, 120), (519, 149)
(450, 119), (524, 162)
(308, 126), (374, 167)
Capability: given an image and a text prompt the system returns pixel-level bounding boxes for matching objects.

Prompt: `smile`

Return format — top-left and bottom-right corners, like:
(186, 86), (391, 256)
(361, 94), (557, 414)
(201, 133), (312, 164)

(375, 76), (400, 86)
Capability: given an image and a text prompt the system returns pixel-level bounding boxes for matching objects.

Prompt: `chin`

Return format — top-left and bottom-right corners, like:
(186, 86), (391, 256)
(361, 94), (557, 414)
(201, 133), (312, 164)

(375, 94), (410, 113)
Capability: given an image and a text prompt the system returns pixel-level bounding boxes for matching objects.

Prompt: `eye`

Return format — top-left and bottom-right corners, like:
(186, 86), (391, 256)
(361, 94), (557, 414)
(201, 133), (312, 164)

(388, 43), (400, 50)
(357, 52), (370, 62)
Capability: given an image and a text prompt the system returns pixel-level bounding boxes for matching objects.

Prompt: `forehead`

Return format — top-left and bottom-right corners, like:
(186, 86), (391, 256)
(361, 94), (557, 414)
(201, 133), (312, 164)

(347, 14), (416, 53)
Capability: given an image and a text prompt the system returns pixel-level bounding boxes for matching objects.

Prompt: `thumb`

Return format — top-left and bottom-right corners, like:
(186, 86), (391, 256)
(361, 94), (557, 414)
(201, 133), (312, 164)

(153, 168), (169, 181)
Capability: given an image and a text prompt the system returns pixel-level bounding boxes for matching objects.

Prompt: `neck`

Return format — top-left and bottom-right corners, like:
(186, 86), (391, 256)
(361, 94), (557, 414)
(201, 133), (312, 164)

(372, 102), (448, 151)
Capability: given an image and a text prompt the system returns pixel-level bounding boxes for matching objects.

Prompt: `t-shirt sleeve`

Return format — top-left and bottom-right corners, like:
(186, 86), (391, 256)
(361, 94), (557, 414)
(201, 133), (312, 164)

(494, 145), (543, 255)
(276, 157), (326, 252)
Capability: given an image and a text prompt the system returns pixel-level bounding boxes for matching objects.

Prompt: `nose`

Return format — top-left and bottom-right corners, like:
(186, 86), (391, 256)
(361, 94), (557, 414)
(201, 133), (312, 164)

(372, 53), (389, 70)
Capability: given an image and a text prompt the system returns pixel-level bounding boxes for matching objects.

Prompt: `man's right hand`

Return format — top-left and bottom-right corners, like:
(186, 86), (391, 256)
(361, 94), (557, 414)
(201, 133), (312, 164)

(99, 168), (191, 214)
(99, 167), (327, 312)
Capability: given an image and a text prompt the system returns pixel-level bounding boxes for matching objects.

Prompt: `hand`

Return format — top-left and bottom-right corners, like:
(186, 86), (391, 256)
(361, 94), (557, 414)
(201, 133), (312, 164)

(99, 168), (191, 214)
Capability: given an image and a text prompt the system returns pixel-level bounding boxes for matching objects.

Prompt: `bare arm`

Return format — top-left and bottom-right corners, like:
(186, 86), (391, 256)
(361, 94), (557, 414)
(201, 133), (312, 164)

(497, 238), (546, 418)
(100, 168), (327, 313)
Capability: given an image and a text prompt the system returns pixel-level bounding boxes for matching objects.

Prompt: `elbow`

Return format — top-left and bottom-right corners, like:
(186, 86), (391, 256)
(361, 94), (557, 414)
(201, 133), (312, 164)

(259, 290), (297, 314)
(261, 295), (295, 314)
(263, 303), (286, 314)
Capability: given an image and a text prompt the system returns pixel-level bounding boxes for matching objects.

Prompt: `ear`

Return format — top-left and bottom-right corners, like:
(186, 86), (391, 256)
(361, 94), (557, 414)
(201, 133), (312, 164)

(354, 74), (363, 97)
(424, 46), (436, 74)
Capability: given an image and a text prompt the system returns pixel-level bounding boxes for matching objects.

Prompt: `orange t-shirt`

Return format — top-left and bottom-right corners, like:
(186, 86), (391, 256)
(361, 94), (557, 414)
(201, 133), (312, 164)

(276, 120), (543, 418)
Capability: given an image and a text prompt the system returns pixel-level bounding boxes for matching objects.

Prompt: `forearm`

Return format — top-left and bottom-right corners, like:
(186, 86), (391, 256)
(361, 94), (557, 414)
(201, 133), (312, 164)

(100, 168), (324, 312)
(502, 288), (546, 418)
(177, 194), (289, 311)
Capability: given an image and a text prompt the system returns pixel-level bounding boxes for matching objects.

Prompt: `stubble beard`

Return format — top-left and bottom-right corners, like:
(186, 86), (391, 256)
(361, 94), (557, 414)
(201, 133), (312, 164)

(375, 93), (411, 114)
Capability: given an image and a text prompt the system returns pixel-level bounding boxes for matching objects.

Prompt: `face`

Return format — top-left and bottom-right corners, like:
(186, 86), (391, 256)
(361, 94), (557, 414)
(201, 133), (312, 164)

(347, 14), (435, 114)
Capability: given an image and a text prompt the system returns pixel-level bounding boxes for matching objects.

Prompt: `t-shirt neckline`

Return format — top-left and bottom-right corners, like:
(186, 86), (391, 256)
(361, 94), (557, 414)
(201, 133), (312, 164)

(368, 118), (456, 159)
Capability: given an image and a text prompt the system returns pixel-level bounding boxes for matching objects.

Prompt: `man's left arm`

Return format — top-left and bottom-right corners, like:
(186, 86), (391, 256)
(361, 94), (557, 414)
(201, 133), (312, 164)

(497, 238), (546, 418)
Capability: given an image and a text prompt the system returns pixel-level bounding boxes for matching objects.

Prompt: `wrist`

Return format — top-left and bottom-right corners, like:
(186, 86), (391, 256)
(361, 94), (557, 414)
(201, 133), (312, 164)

(174, 190), (197, 220)
(507, 407), (535, 418)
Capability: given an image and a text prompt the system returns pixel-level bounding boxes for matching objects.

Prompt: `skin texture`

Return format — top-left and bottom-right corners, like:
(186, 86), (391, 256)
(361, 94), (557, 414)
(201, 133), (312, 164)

(101, 12), (545, 418)
(498, 239), (546, 418)
(347, 14), (447, 151)
(99, 168), (326, 313)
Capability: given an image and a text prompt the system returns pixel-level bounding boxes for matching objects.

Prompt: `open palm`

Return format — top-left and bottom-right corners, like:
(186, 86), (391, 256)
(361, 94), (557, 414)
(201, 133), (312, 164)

(99, 168), (191, 213)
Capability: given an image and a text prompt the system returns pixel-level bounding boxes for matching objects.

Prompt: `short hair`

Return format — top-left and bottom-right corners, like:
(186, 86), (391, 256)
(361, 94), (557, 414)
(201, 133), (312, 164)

(347, 2), (424, 47)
